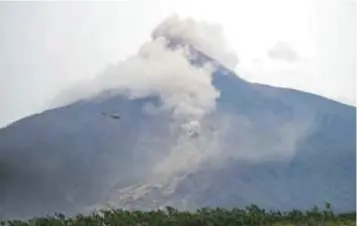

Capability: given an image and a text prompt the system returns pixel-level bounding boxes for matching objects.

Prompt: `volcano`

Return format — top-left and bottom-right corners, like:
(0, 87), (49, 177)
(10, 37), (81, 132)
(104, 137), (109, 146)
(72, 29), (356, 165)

(0, 16), (355, 219)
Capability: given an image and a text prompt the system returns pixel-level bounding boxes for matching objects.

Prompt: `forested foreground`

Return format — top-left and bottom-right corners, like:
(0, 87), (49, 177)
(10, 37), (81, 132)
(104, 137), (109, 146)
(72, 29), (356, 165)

(1, 204), (355, 226)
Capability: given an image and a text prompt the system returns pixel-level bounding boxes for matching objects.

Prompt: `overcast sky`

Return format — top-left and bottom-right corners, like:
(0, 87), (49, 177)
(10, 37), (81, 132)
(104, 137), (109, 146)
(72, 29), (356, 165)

(0, 0), (355, 128)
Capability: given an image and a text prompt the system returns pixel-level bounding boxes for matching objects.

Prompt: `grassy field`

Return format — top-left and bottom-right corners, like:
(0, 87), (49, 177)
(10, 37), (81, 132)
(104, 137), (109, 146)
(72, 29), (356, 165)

(1, 204), (355, 226)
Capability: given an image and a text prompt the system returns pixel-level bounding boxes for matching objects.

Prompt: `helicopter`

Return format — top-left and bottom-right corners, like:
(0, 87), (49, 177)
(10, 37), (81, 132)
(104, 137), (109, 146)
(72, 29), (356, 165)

(101, 112), (121, 120)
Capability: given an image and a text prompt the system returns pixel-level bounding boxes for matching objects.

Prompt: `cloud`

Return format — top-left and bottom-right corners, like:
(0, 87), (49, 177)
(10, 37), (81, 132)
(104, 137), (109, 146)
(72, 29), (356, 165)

(267, 42), (301, 63)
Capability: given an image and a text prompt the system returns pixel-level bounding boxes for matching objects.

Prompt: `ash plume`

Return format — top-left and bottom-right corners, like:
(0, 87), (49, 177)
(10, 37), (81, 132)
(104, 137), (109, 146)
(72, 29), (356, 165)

(54, 15), (234, 121)
(52, 16), (239, 176)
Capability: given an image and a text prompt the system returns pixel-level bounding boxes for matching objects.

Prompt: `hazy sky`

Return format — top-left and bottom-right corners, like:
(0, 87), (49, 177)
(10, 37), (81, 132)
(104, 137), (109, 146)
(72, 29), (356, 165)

(0, 0), (355, 127)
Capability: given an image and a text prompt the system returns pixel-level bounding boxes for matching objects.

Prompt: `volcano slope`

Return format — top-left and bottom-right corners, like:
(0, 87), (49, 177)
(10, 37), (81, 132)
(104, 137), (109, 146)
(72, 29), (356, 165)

(0, 16), (355, 219)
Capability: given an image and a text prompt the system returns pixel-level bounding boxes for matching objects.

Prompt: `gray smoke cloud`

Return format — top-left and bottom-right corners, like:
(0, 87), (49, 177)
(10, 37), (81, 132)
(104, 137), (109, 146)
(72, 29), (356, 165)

(53, 16), (235, 130)
(152, 15), (238, 70)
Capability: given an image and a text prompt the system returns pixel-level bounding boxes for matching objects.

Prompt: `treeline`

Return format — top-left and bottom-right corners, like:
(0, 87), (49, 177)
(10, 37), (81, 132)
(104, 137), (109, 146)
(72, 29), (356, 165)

(1, 204), (355, 226)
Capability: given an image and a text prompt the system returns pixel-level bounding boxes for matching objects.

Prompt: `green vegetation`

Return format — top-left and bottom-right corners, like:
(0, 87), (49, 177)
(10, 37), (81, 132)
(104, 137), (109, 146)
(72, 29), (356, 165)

(1, 204), (355, 226)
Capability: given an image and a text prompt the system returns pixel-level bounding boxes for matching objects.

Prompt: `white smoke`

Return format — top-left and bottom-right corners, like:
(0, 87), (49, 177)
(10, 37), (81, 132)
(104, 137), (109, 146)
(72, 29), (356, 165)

(152, 15), (238, 70)
(54, 16), (235, 126)
(52, 16), (235, 177)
